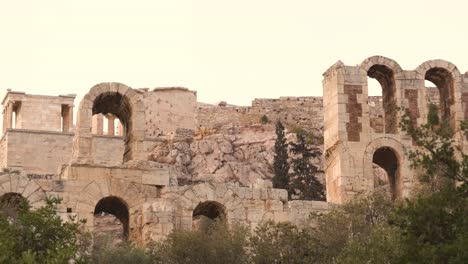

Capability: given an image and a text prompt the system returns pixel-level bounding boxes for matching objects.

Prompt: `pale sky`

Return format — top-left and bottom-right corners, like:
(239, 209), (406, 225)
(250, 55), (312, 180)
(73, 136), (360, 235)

(1, 0), (467, 110)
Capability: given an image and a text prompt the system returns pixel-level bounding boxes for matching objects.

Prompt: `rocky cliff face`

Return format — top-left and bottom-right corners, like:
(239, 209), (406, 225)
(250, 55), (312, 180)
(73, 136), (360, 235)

(147, 91), (428, 191)
(149, 122), (324, 189)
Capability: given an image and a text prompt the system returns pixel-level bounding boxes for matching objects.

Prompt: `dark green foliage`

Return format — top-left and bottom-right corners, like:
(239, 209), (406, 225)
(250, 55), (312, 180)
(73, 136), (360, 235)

(427, 103), (440, 126)
(392, 112), (468, 263)
(260, 115), (269, 124)
(0, 197), (89, 264)
(289, 131), (325, 200)
(311, 192), (396, 263)
(151, 220), (249, 264)
(290, 127), (324, 145)
(390, 187), (468, 264)
(86, 236), (152, 264)
(273, 121), (289, 190)
(249, 221), (317, 264)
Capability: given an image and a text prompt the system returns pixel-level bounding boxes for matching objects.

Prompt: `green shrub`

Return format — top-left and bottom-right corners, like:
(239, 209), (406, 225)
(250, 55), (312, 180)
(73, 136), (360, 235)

(249, 221), (317, 264)
(86, 236), (152, 264)
(151, 220), (249, 264)
(260, 115), (269, 124)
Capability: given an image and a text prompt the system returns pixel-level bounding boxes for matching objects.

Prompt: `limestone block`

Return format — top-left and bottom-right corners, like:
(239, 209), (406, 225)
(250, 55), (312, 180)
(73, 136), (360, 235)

(142, 169), (169, 186)
(274, 211), (289, 222)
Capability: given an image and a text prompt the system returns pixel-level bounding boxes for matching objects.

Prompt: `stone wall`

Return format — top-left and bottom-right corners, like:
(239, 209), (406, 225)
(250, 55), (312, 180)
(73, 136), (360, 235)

(0, 135), (6, 170)
(5, 130), (73, 174)
(196, 97), (324, 134)
(288, 200), (333, 227)
(91, 135), (125, 166)
(143, 88), (197, 138)
(2, 91), (75, 132)
(3, 130), (127, 174)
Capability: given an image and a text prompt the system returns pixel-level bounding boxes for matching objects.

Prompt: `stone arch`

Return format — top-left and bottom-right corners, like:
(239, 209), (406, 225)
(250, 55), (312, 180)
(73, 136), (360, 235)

(0, 174), (46, 209)
(0, 192), (27, 222)
(93, 196), (130, 239)
(363, 137), (410, 199)
(72, 82), (146, 163)
(192, 200), (226, 231)
(415, 60), (462, 128)
(360, 56), (403, 74)
(193, 200), (226, 220)
(360, 56), (402, 134)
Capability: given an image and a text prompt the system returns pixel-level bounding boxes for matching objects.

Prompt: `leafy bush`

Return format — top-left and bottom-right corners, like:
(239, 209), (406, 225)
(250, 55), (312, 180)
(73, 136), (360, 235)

(86, 235), (152, 264)
(249, 221), (317, 264)
(0, 197), (90, 264)
(151, 220), (249, 264)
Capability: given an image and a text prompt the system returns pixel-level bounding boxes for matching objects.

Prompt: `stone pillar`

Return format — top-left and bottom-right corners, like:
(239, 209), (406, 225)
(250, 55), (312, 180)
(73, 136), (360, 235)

(67, 106), (74, 132)
(323, 62), (370, 204)
(4, 102), (13, 132)
(107, 115), (115, 136)
(117, 121), (124, 136)
(61, 105), (74, 132)
(92, 114), (104, 135)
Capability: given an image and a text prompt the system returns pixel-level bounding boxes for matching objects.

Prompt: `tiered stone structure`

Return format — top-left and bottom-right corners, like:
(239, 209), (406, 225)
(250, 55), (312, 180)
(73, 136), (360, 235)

(0, 83), (329, 245)
(2, 56), (466, 244)
(323, 56), (468, 203)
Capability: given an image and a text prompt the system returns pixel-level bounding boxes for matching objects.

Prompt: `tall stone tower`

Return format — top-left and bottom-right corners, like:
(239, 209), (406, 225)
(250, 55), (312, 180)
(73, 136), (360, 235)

(322, 56), (466, 204)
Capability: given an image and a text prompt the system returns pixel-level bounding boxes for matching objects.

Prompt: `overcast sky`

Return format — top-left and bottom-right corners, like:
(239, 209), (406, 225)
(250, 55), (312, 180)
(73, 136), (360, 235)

(1, 0), (467, 108)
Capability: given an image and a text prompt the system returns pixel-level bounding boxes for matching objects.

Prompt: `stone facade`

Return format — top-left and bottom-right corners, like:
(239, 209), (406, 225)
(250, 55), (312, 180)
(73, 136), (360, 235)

(2, 57), (465, 244)
(323, 56), (468, 203)
(0, 83), (330, 245)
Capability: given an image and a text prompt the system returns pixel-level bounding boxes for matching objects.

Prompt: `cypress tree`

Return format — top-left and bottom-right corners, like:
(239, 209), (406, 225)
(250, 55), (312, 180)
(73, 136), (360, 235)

(289, 131), (325, 201)
(272, 121), (290, 190)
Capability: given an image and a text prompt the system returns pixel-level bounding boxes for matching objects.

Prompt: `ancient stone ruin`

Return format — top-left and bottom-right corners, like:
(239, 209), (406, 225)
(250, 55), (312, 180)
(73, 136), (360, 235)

(1, 56), (467, 244)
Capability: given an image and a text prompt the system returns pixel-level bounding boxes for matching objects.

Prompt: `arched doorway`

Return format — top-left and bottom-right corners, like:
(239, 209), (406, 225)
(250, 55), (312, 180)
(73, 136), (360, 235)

(367, 64), (398, 134)
(93, 196), (129, 241)
(372, 147), (401, 199)
(192, 201), (226, 231)
(0, 192), (27, 223)
(92, 92), (132, 161)
(424, 67), (455, 126)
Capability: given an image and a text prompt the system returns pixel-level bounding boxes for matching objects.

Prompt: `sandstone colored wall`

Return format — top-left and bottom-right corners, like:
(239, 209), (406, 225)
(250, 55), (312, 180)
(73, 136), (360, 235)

(143, 88), (197, 138)
(197, 97), (323, 134)
(2, 92), (75, 132)
(323, 57), (468, 204)
(2, 130), (126, 174)
(0, 135), (6, 170)
(91, 136), (125, 166)
(5, 130), (73, 174)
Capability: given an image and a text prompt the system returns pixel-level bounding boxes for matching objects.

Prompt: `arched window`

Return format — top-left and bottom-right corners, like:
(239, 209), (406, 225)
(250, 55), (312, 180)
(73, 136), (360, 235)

(94, 196), (129, 241)
(192, 201), (226, 231)
(424, 67), (455, 126)
(372, 147), (401, 199)
(92, 92), (131, 160)
(0, 192), (27, 223)
(367, 65), (397, 134)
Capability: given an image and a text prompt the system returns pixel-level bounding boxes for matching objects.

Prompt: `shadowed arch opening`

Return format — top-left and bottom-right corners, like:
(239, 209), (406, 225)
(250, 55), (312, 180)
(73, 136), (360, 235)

(94, 196), (129, 240)
(425, 67), (455, 125)
(367, 65), (397, 134)
(0, 192), (27, 223)
(92, 92), (132, 161)
(192, 201), (226, 231)
(373, 147), (401, 199)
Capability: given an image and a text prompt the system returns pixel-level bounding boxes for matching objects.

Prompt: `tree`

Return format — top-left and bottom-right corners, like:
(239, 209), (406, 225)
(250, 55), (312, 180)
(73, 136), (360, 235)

(150, 220), (249, 264)
(388, 112), (468, 263)
(249, 221), (317, 264)
(311, 191), (397, 263)
(289, 131), (325, 200)
(0, 196), (90, 264)
(273, 120), (290, 190)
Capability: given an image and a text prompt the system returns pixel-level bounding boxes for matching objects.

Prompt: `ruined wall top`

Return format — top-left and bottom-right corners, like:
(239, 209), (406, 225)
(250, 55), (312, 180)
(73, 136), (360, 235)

(2, 89), (76, 132)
